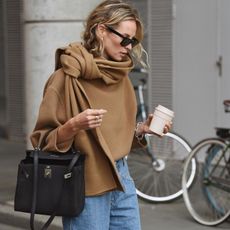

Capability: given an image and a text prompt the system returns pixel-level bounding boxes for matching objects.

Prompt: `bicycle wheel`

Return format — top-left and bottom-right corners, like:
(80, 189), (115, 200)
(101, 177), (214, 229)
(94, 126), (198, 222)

(182, 138), (230, 226)
(127, 132), (194, 202)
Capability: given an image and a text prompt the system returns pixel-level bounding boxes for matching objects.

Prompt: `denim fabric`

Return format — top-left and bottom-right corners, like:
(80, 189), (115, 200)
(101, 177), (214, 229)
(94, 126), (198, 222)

(62, 158), (141, 230)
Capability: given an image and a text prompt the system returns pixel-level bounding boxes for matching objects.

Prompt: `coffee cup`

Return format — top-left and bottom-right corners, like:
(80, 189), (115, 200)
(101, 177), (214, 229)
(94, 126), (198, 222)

(149, 105), (174, 136)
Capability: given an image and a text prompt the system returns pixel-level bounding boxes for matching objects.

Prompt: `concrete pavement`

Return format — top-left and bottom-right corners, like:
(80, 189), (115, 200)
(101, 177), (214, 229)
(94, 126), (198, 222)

(0, 138), (229, 230)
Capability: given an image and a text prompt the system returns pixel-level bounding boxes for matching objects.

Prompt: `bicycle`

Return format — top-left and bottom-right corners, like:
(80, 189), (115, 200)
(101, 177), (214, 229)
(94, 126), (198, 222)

(127, 70), (196, 202)
(182, 100), (230, 226)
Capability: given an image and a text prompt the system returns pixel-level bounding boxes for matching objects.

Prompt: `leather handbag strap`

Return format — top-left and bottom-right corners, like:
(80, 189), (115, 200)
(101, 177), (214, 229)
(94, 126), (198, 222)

(30, 148), (80, 230)
(30, 148), (39, 230)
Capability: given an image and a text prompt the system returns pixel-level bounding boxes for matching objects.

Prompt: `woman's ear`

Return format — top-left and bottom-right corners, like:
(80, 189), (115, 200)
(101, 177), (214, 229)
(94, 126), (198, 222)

(97, 24), (106, 38)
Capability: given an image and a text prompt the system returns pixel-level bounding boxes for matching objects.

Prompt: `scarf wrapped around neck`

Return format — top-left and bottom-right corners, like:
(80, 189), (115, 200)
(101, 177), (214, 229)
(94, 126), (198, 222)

(31, 42), (138, 195)
(57, 42), (133, 83)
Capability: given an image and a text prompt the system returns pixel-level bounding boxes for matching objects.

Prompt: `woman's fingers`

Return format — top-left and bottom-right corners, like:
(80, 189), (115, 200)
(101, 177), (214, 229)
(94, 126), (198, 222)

(78, 109), (107, 129)
(163, 121), (172, 134)
(142, 114), (172, 135)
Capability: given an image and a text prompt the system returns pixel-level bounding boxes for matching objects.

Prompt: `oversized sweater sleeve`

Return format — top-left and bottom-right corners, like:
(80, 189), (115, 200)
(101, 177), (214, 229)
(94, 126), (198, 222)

(30, 71), (74, 152)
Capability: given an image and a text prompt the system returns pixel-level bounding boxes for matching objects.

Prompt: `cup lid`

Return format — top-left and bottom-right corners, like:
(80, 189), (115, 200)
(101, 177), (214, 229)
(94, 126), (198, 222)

(156, 105), (174, 117)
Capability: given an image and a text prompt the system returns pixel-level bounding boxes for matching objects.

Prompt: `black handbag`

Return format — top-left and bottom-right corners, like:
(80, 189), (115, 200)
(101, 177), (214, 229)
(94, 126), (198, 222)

(14, 147), (85, 230)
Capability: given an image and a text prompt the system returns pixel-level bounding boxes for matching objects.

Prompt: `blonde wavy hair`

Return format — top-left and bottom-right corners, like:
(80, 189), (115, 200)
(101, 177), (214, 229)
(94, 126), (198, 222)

(82, 0), (146, 66)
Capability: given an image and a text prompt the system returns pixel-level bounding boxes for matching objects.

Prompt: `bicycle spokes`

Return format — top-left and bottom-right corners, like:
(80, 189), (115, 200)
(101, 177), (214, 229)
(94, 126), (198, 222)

(127, 132), (192, 202)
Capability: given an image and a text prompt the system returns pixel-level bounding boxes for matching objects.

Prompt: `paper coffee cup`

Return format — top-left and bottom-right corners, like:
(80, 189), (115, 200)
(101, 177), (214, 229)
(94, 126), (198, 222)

(149, 105), (174, 136)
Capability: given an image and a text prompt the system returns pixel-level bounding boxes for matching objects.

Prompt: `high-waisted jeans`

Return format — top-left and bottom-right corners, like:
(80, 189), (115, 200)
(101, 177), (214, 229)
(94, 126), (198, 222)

(62, 158), (141, 230)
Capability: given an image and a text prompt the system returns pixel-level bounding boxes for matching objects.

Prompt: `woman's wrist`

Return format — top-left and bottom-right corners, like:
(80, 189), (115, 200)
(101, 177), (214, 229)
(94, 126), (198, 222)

(135, 122), (144, 141)
(57, 119), (79, 144)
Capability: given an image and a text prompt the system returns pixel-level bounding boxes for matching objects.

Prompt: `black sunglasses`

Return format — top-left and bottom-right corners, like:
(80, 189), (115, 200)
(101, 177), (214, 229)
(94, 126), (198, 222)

(106, 26), (139, 48)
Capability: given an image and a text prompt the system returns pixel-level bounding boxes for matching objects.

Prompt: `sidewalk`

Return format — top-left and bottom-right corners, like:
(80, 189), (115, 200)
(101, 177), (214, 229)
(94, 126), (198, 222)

(0, 138), (229, 230)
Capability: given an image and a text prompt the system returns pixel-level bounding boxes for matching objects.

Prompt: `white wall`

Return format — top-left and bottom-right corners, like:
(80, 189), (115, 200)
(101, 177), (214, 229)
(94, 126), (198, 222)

(173, 0), (218, 145)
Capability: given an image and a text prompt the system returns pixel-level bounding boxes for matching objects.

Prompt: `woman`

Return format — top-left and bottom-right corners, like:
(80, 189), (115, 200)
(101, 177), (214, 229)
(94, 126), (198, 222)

(31, 0), (170, 229)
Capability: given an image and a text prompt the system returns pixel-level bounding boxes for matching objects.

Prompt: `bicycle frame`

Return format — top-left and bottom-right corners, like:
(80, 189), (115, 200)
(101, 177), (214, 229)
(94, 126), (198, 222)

(204, 142), (230, 193)
(136, 79), (166, 169)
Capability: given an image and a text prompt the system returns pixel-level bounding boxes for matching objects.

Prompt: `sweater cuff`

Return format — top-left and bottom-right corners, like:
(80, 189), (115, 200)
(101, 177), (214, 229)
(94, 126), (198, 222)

(46, 128), (74, 153)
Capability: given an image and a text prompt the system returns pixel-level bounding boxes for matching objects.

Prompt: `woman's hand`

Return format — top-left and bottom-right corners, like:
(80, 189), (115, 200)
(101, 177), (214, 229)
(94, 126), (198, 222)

(68, 109), (107, 132)
(135, 114), (172, 137)
(57, 109), (107, 144)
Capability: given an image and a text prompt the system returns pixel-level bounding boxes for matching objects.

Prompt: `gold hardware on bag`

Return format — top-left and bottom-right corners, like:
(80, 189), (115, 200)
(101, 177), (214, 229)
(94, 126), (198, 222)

(44, 166), (52, 178)
(64, 172), (72, 179)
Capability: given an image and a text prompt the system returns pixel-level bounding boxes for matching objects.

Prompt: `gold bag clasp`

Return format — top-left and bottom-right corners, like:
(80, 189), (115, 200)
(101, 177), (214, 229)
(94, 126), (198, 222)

(44, 166), (52, 178)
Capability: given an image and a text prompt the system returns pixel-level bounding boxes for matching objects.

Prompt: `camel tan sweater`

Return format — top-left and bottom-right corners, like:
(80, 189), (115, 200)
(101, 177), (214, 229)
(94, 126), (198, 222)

(30, 42), (145, 195)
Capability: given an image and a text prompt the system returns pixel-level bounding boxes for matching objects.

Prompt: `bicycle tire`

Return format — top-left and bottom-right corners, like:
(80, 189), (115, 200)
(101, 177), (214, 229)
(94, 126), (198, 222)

(182, 138), (230, 226)
(127, 132), (194, 202)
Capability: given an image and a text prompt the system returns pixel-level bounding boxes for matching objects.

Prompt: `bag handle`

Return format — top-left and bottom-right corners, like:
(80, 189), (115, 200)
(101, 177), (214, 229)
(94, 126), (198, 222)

(30, 148), (81, 230)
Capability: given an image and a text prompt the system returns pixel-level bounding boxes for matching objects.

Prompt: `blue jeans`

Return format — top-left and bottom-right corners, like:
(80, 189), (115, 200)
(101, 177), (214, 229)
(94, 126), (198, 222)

(62, 158), (141, 230)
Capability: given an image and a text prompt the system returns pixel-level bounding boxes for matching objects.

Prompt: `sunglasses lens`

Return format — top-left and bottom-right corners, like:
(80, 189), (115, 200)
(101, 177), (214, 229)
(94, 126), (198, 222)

(120, 38), (131, 47)
(132, 38), (139, 47)
(120, 37), (139, 47)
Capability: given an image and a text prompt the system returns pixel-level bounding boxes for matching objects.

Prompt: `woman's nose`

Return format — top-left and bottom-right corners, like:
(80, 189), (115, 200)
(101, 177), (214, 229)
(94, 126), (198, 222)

(125, 43), (132, 50)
